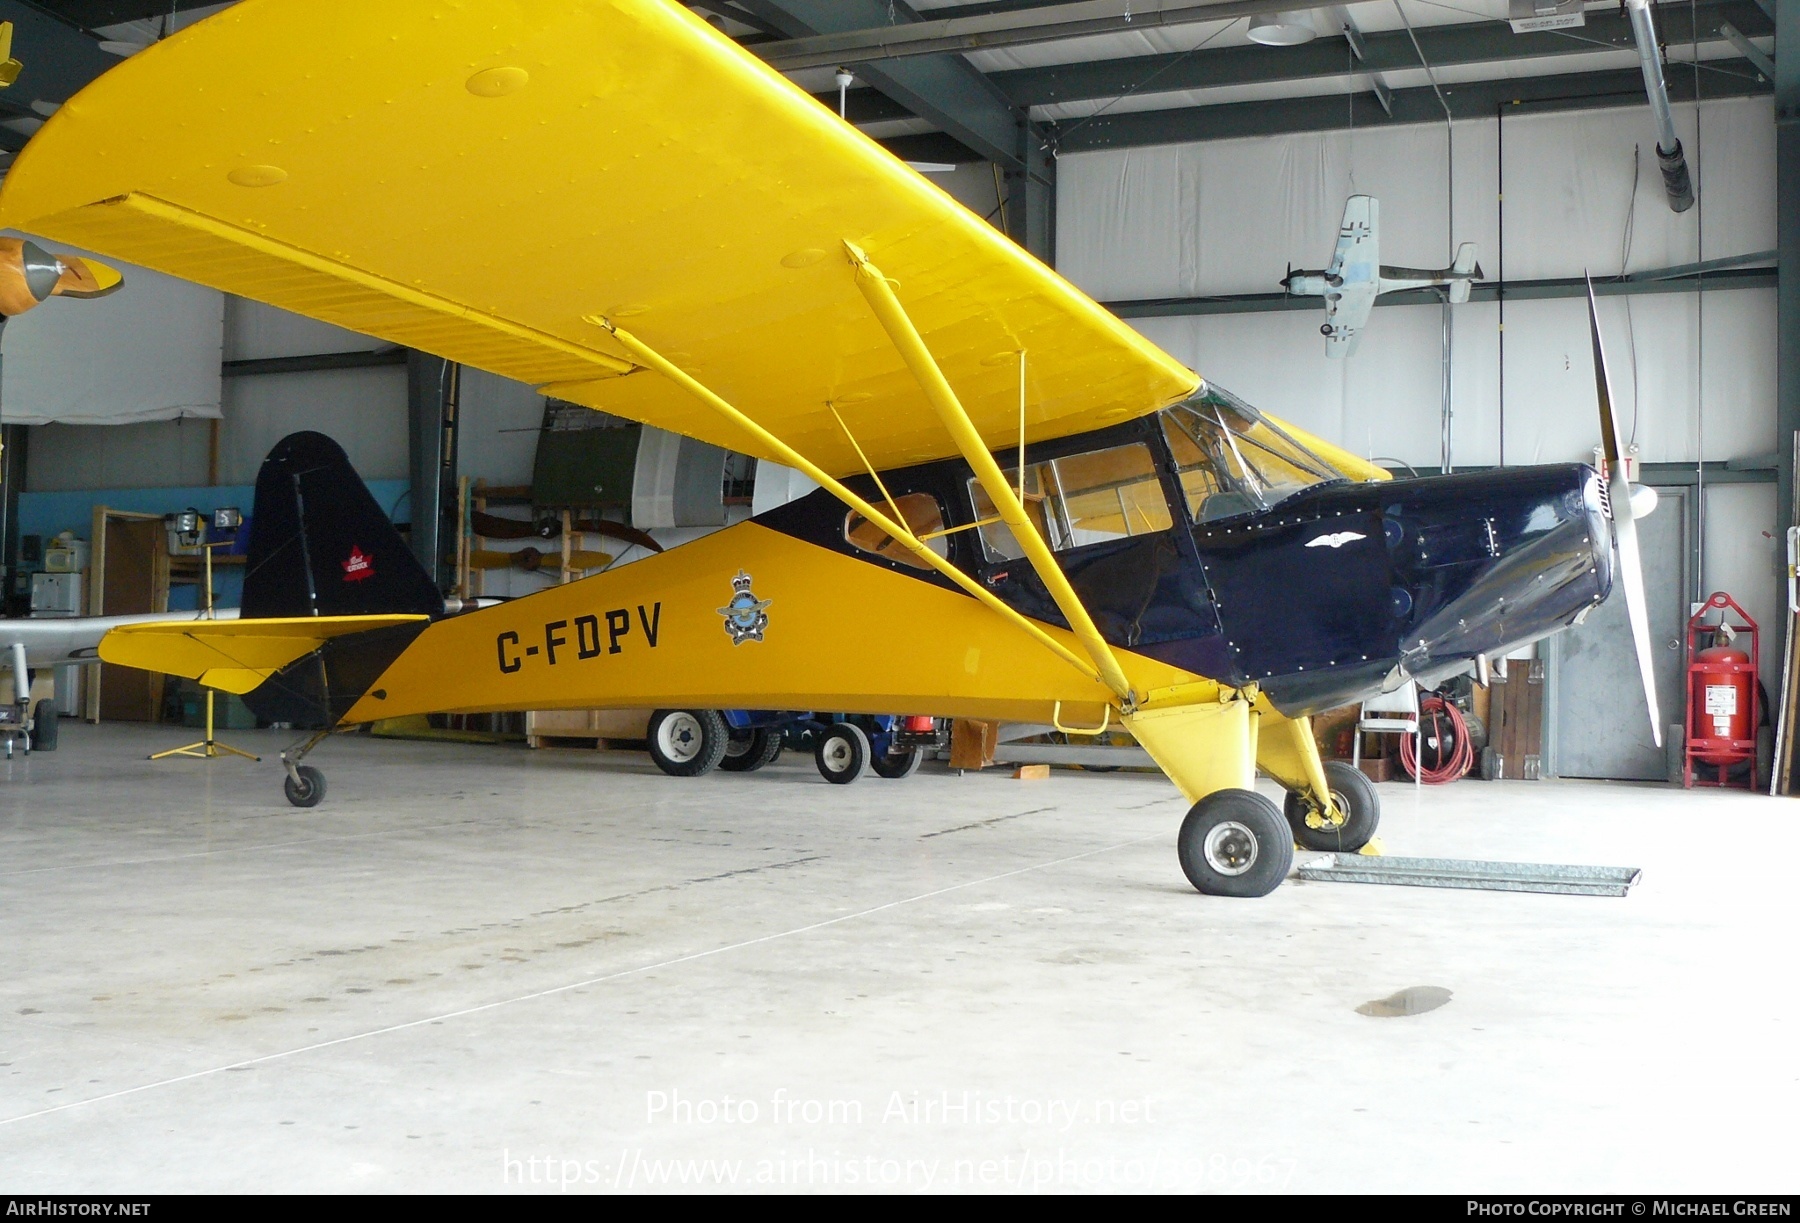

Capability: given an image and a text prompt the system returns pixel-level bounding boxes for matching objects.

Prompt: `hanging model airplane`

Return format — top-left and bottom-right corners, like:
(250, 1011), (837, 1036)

(0, 0), (1658, 898)
(1281, 196), (1482, 358)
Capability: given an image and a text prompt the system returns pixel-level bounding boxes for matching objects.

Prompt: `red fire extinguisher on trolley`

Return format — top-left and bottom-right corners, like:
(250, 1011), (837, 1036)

(1683, 591), (1759, 790)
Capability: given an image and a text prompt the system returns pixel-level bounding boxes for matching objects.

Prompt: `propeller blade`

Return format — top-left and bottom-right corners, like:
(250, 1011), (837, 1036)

(1587, 276), (1662, 748)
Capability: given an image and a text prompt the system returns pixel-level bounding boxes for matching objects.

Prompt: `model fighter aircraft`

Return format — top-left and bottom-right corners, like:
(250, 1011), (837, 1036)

(0, 1), (1659, 898)
(1282, 195), (1483, 357)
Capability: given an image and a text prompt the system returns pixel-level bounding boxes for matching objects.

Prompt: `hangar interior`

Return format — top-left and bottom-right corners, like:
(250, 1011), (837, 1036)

(0, 0), (1793, 1196)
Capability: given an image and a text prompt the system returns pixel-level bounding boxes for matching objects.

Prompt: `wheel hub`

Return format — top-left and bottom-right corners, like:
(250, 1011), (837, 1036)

(1305, 788), (1350, 830)
(821, 738), (853, 771)
(658, 713), (703, 763)
(1202, 820), (1259, 876)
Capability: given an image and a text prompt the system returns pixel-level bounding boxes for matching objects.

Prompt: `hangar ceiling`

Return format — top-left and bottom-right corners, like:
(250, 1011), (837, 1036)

(715, 0), (1772, 161)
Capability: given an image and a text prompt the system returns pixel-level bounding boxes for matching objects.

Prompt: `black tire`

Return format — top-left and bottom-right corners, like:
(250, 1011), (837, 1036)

(30, 701), (56, 752)
(1283, 760), (1380, 852)
(1177, 789), (1293, 898)
(284, 765), (326, 808)
(870, 744), (923, 779)
(1479, 745), (1499, 781)
(719, 727), (783, 773)
(647, 709), (728, 777)
(815, 723), (870, 785)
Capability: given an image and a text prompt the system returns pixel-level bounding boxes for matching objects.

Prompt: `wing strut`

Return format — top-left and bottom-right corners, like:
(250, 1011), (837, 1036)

(586, 316), (1107, 691)
(845, 242), (1137, 706)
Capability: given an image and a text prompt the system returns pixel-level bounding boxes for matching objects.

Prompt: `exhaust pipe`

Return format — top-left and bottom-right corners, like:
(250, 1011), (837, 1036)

(1625, 0), (1694, 212)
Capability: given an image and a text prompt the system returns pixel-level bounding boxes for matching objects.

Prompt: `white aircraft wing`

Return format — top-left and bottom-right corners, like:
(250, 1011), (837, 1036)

(0, 609), (241, 670)
(1321, 196), (1379, 359)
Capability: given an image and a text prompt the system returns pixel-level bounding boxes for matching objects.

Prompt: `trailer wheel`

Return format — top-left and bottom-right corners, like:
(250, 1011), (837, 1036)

(719, 727), (782, 773)
(647, 709), (728, 777)
(870, 745), (923, 779)
(815, 723), (869, 785)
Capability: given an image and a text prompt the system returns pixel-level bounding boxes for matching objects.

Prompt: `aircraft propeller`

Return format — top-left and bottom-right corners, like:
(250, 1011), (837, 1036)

(1586, 277), (1663, 748)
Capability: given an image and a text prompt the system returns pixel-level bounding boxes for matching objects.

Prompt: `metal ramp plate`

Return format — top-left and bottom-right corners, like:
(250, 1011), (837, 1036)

(1295, 854), (1642, 897)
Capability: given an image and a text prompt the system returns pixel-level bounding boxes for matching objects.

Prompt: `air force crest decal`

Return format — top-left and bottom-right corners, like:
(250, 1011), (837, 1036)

(718, 570), (771, 645)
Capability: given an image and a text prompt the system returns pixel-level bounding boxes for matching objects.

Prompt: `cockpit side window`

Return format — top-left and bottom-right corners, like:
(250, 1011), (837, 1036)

(843, 493), (949, 569)
(969, 441), (1173, 561)
(1161, 388), (1345, 522)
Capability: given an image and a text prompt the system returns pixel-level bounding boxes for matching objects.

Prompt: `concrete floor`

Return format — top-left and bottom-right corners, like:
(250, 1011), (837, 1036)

(0, 722), (1792, 1194)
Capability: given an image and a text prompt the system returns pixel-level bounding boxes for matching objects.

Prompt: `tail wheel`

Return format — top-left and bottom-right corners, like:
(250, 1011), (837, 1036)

(719, 727), (783, 773)
(284, 765), (326, 808)
(870, 745), (923, 779)
(815, 723), (869, 785)
(1177, 789), (1293, 898)
(1282, 761), (1380, 852)
(647, 709), (728, 777)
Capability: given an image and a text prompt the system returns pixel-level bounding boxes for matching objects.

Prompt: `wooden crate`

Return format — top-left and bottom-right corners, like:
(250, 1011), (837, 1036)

(526, 708), (651, 749)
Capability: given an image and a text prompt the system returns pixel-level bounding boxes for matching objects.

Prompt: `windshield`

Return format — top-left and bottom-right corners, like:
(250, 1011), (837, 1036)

(1160, 385), (1347, 523)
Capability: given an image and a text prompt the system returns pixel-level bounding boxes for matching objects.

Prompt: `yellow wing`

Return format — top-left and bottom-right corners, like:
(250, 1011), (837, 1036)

(100, 615), (430, 695)
(0, 0), (1199, 479)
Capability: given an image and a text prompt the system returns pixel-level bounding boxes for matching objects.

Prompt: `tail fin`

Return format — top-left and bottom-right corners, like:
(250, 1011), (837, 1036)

(243, 432), (443, 620)
(237, 433), (440, 728)
(1451, 241), (1479, 278)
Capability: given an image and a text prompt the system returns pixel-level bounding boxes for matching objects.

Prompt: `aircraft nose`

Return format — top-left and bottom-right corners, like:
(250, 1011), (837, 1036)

(1388, 464), (1611, 683)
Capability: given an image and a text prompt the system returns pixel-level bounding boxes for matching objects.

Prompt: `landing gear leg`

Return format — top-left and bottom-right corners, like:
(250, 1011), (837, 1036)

(280, 729), (331, 808)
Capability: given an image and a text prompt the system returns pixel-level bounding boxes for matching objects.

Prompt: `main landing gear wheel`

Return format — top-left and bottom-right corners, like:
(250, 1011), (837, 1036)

(1282, 760), (1380, 852)
(870, 744), (923, 779)
(284, 765), (326, 808)
(1177, 789), (1293, 898)
(647, 709), (728, 777)
(815, 722), (870, 785)
(719, 727), (783, 773)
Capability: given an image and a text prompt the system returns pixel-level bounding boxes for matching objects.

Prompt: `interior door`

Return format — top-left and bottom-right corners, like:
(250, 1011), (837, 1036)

(97, 517), (167, 723)
(1548, 485), (1686, 780)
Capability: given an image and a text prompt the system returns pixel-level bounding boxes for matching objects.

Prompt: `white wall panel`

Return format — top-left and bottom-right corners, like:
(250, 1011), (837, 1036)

(458, 368), (544, 488)
(1, 237), (223, 426)
(1702, 482), (1781, 696)
(217, 366), (408, 486)
(1070, 97), (1774, 468)
(1058, 98), (1773, 300)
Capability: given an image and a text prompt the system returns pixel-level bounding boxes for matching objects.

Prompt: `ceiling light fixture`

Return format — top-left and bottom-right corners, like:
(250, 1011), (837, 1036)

(1248, 10), (1317, 45)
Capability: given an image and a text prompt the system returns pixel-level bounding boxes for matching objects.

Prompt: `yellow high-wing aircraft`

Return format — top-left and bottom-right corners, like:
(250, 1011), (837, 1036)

(0, 1), (1646, 897)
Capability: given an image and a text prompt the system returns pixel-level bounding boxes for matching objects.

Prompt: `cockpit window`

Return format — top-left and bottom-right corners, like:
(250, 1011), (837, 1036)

(1161, 386), (1346, 522)
(844, 493), (949, 569)
(970, 441), (1173, 561)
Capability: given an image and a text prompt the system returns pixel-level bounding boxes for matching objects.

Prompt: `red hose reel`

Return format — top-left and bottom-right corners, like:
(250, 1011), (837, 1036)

(1398, 694), (1475, 784)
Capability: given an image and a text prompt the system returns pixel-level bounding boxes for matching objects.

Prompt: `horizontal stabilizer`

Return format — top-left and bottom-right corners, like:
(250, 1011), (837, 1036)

(99, 615), (429, 694)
